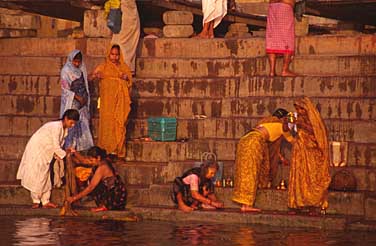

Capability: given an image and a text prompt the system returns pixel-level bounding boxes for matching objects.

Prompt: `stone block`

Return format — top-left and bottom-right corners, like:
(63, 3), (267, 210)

(0, 160), (18, 182)
(0, 13), (40, 29)
(0, 117), (11, 136)
(0, 38), (83, 57)
(228, 23), (249, 33)
(0, 95), (60, 117)
(37, 15), (80, 38)
(295, 16), (309, 36)
(365, 197), (376, 220)
(86, 38), (111, 57)
(0, 136), (28, 160)
(0, 75), (60, 96)
(0, 57), (62, 75)
(163, 25), (193, 38)
(347, 143), (376, 167)
(0, 28), (37, 38)
(327, 192), (364, 216)
(163, 11), (193, 25)
(83, 10), (112, 38)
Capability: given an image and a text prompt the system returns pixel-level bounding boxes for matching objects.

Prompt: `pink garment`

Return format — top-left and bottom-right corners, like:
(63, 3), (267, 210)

(266, 3), (295, 55)
(183, 174), (199, 191)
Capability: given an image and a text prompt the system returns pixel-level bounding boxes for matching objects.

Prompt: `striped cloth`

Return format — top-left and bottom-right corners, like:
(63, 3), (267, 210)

(266, 3), (295, 55)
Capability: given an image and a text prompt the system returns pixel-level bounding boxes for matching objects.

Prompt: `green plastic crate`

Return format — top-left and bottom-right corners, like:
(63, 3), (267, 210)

(147, 117), (177, 141)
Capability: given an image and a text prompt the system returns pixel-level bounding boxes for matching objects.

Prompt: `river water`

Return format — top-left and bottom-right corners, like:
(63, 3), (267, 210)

(0, 216), (375, 246)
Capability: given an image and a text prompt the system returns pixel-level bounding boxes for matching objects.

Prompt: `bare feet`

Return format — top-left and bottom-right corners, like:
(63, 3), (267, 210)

(281, 70), (298, 77)
(91, 206), (108, 212)
(42, 202), (58, 209)
(178, 204), (194, 213)
(240, 205), (261, 212)
(201, 203), (216, 209)
(31, 203), (40, 209)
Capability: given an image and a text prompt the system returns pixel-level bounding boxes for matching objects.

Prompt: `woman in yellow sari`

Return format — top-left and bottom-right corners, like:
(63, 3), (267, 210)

(232, 109), (294, 212)
(288, 97), (331, 213)
(91, 44), (132, 157)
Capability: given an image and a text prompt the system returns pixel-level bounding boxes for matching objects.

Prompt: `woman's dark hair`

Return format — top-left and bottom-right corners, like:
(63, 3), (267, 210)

(272, 108), (289, 119)
(200, 160), (219, 180)
(62, 109), (79, 121)
(73, 52), (82, 61)
(87, 146), (107, 159)
(111, 44), (121, 52)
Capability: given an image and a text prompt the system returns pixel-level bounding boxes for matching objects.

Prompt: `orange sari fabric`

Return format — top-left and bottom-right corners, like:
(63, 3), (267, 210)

(96, 46), (132, 157)
(288, 97), (331, 209)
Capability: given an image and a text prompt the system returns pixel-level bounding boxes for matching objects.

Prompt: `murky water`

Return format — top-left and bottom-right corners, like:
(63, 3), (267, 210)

(0, 216), (375, 246)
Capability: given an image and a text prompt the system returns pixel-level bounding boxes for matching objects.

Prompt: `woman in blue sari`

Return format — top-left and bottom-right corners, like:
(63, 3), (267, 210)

(60, 50), (93, 151)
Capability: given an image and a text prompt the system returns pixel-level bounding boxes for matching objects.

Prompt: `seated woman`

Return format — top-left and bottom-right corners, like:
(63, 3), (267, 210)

(172, 161), (224, 212)
(67, 146), (127, 212)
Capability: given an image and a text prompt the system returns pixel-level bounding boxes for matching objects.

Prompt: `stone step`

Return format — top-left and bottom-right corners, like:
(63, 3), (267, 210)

(0, 28), (37, 38)
(3, 75), (374, 99)
(125, 118), (375, 143)
(128, 97), (375, 120)
(0, 56), (64, 76)
(1, 93), (374, 121)
(134, 184), (376, 220)
(1, 138), (375, 167)
(132, 76), (376, 99)
(1, 35), (375, 58)
(136, 56), (376, 78)
(0, 183), (374, 221)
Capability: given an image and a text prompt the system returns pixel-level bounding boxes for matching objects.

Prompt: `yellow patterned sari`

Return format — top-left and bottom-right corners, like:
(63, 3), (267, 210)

(232, 116), (283, 206)
(288, 97), (331, 209)
(95, 45), (132, 157)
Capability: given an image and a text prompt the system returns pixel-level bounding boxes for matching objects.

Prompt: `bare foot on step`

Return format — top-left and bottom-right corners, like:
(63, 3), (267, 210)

(42, 202), (58, 209)
(240, 205), (261, 212)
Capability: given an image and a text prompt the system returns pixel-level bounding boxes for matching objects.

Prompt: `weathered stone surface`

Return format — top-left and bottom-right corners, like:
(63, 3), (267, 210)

(228, 23), (249, 33)
(295, 17), (309, 36)
(0, 13), (40, 29)
(0, 75), (60, 96)
(0, 95), (60, 116)
(0, 28), (37, 38)
(0, 116), (52, 137)
(0, 57), (62, 75)
(163, 25), (194, 38)
(0, 38), (84, 57)
(83, 10), (112, 38)
(133, 76), (376, 98)
(131, 97), (374, 120)
(86, 38), (111, 57)
(0, 160), (18, 182)
(138, 35), (376, 58)
(163, 11), (193, 25)
(136, 56), (376, 77)
(365, 197), (376, 220)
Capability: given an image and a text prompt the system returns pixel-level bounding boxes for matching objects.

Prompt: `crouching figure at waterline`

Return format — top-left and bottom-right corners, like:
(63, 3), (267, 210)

(172, 161), (224, 212)
(66, 146), (127, 212)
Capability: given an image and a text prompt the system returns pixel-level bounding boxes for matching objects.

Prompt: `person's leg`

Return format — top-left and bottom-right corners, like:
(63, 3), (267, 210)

(208, 21), (214, 38)
(197, 22), (210, 38)
(281, 53), (297, 76)
(268, 53), (277, 76)
(30, 192), (41, 208)
(41, 190), (58, 208)
(176, 192), (193, 212)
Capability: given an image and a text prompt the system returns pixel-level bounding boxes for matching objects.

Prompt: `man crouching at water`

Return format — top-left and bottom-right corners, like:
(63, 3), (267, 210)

(172, 161), (224, 212)
(17, 109), (79, 209)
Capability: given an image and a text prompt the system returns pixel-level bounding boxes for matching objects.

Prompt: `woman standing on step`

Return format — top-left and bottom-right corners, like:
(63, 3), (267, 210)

(172, 161), (224, 212)
(232, 108), (295, 212)
(90, 44), (132, 158)
(67, 146), (127, 212)
(60, 50), (94, 151)
(288, 97), (331, 214)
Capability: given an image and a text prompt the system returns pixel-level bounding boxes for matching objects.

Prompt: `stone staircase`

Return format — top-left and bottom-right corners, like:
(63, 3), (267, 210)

(0, 35), (375, 224)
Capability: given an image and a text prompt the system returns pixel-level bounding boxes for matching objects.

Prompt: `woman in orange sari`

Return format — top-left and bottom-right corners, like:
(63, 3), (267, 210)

(91, 44), (132, 158)
(288, 97), (331, 214)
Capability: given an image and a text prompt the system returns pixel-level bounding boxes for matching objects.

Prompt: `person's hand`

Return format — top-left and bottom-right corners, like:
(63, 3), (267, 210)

(120, 73), (129, 81)
(66, 196), (75, 203)
(211, 201), (224, 208)
(66, 148), (76, 154)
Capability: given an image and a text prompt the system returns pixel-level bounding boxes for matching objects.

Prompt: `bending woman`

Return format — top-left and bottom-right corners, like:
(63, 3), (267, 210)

(172, 161), (224, 212)
(232, 109), (294, 212)
(60, 50), (93, 151)
(67, 146), (127, 212)
(288, 97), (331, 214)
(91, 44), (132, 158)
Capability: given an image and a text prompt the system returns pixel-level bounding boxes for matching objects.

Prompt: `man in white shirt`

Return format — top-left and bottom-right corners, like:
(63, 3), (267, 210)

(17, 109), (79, 208)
